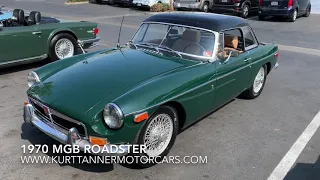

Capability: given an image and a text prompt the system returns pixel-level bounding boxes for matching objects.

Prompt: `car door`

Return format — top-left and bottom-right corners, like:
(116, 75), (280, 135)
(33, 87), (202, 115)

(297, 0), (308, 14)
(0, 25), (45, 64)
(213, 28), (252, 109)
(250, 0), (260, 9)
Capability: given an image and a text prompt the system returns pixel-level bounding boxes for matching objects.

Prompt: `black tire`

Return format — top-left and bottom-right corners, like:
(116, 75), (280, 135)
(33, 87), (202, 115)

(258, 14), (265, 21)
(288, 9), (297, 22)
(132, 106), (179, 168)
(202, 2), (209, 13)
(48, 33), (77, 62)
(241, 4), (250, 18)
(241, 65), (267, 99)
(303, 5), (311, 17)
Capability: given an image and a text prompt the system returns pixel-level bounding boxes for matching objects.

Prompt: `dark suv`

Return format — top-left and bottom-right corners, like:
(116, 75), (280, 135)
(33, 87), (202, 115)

(212, 0), (260, 18)
(258, 0), (311, 22)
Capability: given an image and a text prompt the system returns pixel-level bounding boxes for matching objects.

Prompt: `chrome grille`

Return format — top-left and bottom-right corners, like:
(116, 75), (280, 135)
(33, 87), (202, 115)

(28, 97), (88, 138)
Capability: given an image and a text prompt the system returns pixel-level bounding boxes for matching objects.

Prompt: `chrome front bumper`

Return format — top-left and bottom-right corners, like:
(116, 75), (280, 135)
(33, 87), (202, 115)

(23, 103), (128, 156)
(274, 62), (279, 69)
(78, 36), (101, 49)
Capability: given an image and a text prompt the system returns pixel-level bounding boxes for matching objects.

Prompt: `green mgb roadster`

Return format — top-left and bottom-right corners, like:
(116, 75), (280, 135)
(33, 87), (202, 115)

(0, 8), (100, 68)
(23, 12), (279, 167)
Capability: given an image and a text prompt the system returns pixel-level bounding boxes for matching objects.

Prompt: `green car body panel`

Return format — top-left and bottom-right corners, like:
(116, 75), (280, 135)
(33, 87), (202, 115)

(0, 20), (98, 65)
(27, 41), (278, 144)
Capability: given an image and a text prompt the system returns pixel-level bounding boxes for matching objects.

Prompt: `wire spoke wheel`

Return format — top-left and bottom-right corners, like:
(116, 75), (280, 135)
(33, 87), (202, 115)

(253, 67), (265, 93)
(54, 38), (74, 59)
(143, 113), (174, 157)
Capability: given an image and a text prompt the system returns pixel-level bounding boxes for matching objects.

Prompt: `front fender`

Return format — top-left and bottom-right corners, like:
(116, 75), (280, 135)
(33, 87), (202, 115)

(85, 62), (213, 144)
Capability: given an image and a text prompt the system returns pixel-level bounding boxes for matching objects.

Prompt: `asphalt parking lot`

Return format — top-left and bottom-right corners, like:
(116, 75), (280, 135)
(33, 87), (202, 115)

(1, 0), (320, 180)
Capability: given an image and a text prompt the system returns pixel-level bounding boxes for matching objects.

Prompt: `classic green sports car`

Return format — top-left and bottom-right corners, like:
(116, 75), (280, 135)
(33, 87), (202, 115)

(23, 12), (279, 166)
(0, 8), (100, 68)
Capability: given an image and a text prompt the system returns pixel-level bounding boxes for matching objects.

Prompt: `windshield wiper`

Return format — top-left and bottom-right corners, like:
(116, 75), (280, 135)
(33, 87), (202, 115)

(158, 45), (182, 59)
(137, 42), (160, 53)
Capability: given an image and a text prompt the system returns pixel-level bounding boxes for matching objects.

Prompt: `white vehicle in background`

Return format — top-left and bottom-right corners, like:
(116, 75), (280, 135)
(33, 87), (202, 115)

(132, 0), (170, 8)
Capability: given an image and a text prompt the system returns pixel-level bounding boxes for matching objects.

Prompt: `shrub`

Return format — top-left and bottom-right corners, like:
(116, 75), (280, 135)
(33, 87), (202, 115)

(150, 2), (170, 12)
(67, 0), (88, 2)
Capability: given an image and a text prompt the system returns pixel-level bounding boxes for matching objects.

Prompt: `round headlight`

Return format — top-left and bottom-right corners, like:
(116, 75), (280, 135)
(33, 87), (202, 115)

(27, 71), (40, 87)
(103, 103), (124, 129)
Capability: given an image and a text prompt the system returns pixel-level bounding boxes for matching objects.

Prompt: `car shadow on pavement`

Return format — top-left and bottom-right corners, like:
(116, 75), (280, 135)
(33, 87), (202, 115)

(249, 15), (304, 22)
(0, 61), (47, 76)
(284, 155), (320, 180)
(179, 98), (235, 134)
(20, 122), (114, 173)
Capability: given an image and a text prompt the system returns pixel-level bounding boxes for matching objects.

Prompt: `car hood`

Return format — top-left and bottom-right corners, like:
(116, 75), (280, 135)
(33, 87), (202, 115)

(28, 48), (198, 117)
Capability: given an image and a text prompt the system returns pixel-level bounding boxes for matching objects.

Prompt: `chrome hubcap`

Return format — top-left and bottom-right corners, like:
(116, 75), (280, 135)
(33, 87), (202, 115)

(204, 5), (208, 12)
(293, 10), (297, 20)
(55, 38), (74, 59)
(243, 6), (249, 17)
(253, 67), (265, 93)
(144, 114), (173, 157)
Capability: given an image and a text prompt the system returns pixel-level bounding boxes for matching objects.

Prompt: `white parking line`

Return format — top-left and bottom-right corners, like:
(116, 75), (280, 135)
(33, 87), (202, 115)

(267, 110), (320, 180)
(278, 44), (320, 57)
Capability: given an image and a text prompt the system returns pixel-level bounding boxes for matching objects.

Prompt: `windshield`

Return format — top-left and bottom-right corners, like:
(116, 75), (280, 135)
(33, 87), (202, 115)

(131, 23), (216, 59)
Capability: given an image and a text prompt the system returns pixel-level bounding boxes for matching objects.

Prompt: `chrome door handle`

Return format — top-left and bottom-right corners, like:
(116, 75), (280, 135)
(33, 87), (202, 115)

(32, 31), (42, 35)
(244, 58), (251, 62)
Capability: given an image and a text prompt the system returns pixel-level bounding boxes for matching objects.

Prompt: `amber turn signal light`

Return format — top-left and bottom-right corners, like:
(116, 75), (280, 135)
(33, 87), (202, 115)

(89, 136), (107, 146)
(24, 100), (29, 105)
(134, 112), (149, 123)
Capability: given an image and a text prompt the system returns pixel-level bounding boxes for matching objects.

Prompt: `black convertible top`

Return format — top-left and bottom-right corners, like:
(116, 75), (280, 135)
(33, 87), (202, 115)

(143, 12), (249, 32)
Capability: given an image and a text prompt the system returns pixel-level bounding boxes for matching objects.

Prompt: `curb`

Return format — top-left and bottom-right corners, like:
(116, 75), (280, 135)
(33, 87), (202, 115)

(65, 1), (89, 5)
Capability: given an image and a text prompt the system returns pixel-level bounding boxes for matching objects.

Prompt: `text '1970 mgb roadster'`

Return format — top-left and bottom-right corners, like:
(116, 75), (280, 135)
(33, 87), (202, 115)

(23, 12), (279, 167)
(0, 7), (100, 68)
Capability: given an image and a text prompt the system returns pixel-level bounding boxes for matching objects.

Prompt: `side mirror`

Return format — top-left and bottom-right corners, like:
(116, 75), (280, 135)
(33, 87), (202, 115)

(168, 29), (178, 35)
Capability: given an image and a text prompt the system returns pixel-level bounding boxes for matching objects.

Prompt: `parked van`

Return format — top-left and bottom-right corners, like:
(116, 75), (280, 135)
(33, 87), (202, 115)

(258, 0), (311, 22)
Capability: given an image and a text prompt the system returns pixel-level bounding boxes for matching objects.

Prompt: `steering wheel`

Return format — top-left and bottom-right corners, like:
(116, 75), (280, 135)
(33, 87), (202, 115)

(182, 44), (206, 56)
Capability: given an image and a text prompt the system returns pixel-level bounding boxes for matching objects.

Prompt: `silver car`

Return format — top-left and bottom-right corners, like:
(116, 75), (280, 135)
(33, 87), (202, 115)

(174, 0), (214, 12)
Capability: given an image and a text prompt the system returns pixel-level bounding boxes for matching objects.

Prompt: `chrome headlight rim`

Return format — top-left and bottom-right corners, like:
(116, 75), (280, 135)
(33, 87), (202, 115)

(103, 103), (124, 129)
(27, 71), (40, 87)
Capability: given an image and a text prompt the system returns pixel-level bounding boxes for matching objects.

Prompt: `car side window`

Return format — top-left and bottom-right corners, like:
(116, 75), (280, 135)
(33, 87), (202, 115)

(223, 28), (244, 51)
(242, 27), (258, 50)
(218, 28), (244, 58)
